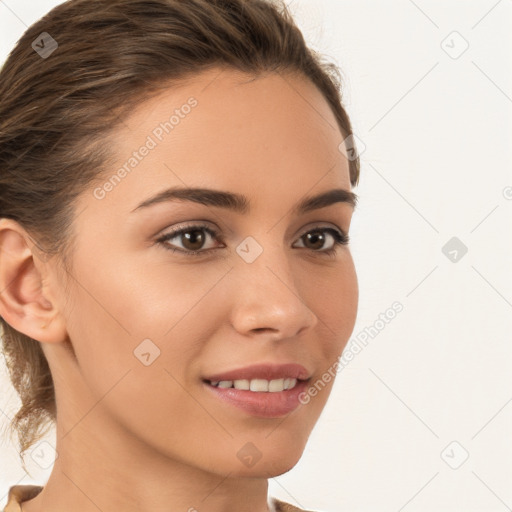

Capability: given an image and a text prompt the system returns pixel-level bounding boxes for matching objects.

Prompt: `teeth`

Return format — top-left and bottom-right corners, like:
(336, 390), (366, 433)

(209, 378), (298, 392)
(234, 379), (250, 390)
(268, 378), (284, 392)
(250, 379), (268, 392)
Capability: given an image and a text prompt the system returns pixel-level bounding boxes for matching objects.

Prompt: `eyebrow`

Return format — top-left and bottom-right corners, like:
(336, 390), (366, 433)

(131, 186), (358, 215)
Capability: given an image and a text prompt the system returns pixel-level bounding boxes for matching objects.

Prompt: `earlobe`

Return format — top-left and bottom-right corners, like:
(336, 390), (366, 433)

(0, 219), (68, 344)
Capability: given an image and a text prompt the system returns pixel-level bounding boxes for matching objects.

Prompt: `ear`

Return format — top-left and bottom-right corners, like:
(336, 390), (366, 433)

(0, 218), (68, 344)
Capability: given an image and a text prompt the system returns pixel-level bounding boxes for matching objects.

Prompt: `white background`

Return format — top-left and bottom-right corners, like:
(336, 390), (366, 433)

(1, 1), (511, 511)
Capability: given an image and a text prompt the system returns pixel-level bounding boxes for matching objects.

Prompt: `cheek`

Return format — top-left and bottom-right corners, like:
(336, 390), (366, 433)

(106, 255), (231, 339)
(61, 276), (211, 445)
(307, 255), (358, 355)
(61, 260), (222, 390)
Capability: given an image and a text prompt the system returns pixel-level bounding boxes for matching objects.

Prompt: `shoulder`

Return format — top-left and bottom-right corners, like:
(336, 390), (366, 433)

(2, 485), (44, 512)
(271, 496), (320, 512)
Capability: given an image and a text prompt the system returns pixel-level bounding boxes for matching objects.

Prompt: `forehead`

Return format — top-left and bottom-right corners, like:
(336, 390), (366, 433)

(85, 67), (352, 216)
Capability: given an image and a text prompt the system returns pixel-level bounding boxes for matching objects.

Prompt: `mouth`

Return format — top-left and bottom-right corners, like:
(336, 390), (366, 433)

(201, 370), (311, 418)
(203, 377), (302, 392)
(201, 363), (312, 417)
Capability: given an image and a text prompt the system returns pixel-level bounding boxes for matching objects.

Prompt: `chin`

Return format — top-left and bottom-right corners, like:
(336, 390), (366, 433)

(238, 457), (303, 479)
(225, 442), (306, 479)
(265, 455), (303, 477)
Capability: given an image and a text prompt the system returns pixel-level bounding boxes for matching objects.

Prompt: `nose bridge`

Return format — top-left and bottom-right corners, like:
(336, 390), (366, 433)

(236, 231), (294, 291)
(230, 233), (318, 337)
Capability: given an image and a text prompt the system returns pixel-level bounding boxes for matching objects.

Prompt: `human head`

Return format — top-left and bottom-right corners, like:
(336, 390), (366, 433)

(0, 0), (361, 472)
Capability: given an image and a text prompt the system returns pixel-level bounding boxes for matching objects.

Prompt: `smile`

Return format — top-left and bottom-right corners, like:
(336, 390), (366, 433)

(203, 378), (310, 418)
(206, 378), (299, 392)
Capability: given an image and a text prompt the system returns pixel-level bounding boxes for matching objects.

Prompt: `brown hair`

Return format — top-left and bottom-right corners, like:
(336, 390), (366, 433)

(0, 0), (361, 464)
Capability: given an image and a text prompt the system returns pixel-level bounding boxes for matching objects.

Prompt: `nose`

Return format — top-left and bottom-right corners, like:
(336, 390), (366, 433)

(229, 244), (318, 341)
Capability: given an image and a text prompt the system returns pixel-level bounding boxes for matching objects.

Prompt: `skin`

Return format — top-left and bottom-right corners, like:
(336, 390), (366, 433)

(0, 67), (358, 512)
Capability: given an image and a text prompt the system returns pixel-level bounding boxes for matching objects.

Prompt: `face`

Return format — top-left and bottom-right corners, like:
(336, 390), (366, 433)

(45, 67), (358, 477)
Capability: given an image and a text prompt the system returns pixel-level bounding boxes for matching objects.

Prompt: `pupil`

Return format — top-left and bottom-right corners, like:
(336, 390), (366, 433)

(306, 231), (324, 250)
(183, 230), (204, 250)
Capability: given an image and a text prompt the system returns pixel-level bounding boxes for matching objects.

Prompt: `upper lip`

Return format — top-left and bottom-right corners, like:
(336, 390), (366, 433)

(203, 363), (311, 382)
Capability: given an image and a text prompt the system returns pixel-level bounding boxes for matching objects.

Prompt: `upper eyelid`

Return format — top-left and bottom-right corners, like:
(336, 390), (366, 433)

(157, 221), (347, 240)
(157, 223), (220, 241)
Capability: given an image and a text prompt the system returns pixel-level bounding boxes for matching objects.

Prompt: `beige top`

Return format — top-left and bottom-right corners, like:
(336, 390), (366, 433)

(2, 484), (316, 512)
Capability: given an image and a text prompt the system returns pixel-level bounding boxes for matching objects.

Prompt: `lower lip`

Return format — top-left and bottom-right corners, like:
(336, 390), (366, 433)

(203, 379), (309, 418)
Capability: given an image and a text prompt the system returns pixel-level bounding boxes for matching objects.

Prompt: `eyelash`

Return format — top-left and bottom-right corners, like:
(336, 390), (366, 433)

(155, 222), (350, 258)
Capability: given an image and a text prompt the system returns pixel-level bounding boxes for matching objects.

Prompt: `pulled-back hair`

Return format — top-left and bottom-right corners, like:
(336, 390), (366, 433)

(0, 0), (360, 463)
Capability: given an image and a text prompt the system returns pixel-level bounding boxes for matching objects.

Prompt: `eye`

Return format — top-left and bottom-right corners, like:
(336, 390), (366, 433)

(293, 226), (350, 257)
(156, 223), (222, 256)
(155, 223), (350, 257)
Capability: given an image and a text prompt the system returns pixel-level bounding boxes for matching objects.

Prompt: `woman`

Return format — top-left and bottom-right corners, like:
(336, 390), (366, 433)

(0, 0), (361, 510)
